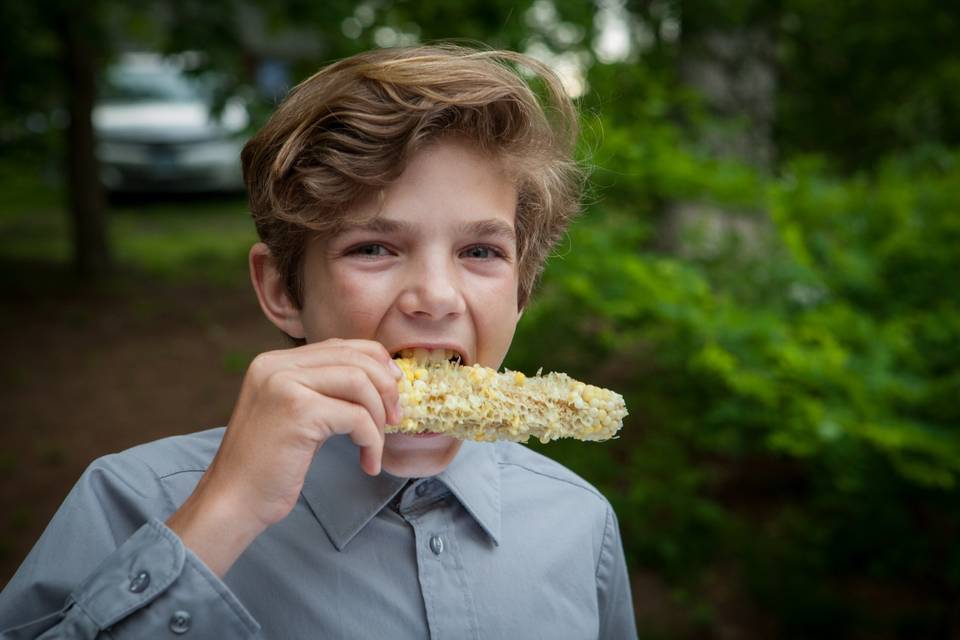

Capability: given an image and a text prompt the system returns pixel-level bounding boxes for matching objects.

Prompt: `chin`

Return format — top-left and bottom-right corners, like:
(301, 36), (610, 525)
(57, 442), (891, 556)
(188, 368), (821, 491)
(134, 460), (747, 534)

(382, 433), (462, 478)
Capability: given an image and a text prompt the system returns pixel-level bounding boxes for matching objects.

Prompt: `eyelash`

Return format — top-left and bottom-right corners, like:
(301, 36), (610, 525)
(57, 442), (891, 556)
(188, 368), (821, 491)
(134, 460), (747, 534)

(348, 244), (391, 259)
(462, 244), (507, 260)
(346, 243), (507, 260)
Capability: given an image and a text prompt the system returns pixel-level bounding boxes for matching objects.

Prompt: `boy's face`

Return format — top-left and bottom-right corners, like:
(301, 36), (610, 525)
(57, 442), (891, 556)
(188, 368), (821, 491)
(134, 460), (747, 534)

(288, 139), (521, 477)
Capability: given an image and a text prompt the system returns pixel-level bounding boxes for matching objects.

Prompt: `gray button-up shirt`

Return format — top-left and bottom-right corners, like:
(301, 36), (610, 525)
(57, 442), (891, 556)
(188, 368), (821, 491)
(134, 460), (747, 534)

(0, 428), (637, 639)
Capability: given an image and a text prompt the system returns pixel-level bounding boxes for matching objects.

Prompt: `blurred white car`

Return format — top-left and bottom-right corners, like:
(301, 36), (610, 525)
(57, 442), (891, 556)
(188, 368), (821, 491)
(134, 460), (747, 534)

(94, 54), (249, 194)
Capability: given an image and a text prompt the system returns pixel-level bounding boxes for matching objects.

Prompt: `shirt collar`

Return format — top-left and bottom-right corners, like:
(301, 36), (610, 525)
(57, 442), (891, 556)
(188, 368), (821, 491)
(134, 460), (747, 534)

(300, 436), (501, 550)
(438, 439), (501, 546)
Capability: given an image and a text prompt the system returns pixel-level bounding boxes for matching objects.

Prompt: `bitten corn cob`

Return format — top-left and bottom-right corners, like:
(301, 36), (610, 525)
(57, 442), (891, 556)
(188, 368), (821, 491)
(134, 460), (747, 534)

(387, 357), (628, 443)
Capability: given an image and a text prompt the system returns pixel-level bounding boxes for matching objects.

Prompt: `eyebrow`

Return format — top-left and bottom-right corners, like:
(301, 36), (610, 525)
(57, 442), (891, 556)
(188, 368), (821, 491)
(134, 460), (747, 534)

(338, 217), (516, 243)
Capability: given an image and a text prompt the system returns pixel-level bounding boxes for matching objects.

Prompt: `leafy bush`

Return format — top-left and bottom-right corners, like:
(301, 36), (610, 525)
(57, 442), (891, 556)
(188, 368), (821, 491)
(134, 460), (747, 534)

(509, 116), (960, 635)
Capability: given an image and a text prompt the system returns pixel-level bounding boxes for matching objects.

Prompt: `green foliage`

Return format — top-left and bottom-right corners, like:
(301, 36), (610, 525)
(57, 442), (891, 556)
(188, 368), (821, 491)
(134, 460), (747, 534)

(774, 0), (960, 169)
(511, 105), (960, 633)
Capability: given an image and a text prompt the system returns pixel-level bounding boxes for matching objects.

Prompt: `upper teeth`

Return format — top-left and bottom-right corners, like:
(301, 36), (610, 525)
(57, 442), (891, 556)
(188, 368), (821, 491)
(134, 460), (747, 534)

(398, 348), (460, 363)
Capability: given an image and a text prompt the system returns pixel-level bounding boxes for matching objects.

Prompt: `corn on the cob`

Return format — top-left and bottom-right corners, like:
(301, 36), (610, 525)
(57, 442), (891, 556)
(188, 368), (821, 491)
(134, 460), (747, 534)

(386, 357), (628, 443)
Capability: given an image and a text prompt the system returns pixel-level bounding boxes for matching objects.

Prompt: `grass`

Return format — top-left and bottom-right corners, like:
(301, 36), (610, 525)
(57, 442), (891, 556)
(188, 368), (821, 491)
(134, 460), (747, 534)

(0, 159), (257, 288)
(111, 197), (255, 285)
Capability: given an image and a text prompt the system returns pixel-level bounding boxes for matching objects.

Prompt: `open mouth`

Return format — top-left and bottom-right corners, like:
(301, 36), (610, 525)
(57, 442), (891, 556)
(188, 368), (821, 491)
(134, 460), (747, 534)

(392, 348), (463, 365)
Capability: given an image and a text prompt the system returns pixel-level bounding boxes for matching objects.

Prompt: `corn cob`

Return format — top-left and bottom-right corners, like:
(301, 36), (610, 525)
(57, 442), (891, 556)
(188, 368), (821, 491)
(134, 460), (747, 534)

(386, 356), (627, 443)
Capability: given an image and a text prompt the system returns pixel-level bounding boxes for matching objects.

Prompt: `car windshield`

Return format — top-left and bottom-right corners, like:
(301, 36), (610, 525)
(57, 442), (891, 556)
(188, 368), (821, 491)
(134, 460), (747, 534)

(100, 65), (203, 104)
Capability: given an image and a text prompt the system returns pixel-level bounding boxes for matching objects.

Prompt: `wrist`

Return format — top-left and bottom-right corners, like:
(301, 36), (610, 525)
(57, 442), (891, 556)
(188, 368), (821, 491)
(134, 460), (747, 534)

(166, 477), (266, 578)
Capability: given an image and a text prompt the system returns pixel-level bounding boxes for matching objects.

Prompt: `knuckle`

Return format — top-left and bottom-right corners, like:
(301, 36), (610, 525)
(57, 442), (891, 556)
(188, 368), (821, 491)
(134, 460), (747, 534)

(287, 397), (313, 426)
(342, 348), (368, 366)
(345, 403), (371, 432)
(344, 367), (369, 392)
(351, 402), (369, 424)
(247, 352), (275, 378)
(329, 401), (352, 427)
(377, 382), (399, 409)
(378, 369), (399, 393)
(324, 407), (359, 434)
(263, 370), (297, 400)
(326, 346), (356, 365)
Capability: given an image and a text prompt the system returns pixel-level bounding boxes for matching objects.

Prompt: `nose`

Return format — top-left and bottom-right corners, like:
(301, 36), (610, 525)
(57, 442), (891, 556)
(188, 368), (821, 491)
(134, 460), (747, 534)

(396, 252), (466, 319)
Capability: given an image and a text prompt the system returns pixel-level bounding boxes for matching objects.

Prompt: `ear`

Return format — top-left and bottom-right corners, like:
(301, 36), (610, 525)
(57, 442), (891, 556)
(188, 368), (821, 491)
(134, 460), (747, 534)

(249, 242), (306, 339)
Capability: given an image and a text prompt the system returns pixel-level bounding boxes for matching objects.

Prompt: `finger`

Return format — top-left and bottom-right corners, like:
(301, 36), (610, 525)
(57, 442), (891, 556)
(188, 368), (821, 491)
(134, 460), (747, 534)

(280, 346), (402, 424)
(311, 396), (383, 475)
(286, 365), (389, 432)
(259, 342), (402, 424)
(298, 339), (402, 385)
(318, 338), (398, 374)
(257, 339), (398, 376)
(359, 446), (382, 477)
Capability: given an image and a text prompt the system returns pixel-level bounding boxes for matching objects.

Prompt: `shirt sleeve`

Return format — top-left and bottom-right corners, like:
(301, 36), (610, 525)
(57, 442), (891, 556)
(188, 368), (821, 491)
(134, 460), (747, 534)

(596, 505), (638, 640)
(0, 454), (260, 639)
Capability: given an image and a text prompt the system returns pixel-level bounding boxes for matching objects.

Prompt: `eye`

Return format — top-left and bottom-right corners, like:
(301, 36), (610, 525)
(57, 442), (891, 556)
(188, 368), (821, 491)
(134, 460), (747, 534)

(462, 244), (506, 260)
(347, 243), (392, 258)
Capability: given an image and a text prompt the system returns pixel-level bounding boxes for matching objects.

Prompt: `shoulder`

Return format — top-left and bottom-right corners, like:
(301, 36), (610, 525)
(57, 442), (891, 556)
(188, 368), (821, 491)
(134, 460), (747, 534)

(45, 429), (226, 546)
(78, 427), (224, 498)
(115, 426), (224, 478)
(494, 441), (611, 512)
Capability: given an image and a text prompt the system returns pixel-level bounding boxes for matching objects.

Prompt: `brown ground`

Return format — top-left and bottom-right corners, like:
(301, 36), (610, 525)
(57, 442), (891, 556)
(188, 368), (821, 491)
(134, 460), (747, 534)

(0, 275), (284, 586)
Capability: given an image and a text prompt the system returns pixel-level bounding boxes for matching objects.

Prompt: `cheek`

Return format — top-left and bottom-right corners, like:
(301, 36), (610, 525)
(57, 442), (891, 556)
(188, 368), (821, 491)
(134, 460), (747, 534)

(335, 274), (391, 318)
(304, 268), (394, 335)
(465, 273), (520, 358)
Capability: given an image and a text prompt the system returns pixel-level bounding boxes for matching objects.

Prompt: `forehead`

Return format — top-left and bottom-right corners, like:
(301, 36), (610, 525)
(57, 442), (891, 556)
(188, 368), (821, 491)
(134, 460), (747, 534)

(329, 139), (518, 238)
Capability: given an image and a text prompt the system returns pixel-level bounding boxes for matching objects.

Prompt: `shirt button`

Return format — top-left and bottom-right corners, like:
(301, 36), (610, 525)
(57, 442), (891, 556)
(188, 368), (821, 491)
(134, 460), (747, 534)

(429, 535), (444, 555)
(128, 571), (150, 593)
(415, 481), (431, 497)
(169, 610), (192, 634)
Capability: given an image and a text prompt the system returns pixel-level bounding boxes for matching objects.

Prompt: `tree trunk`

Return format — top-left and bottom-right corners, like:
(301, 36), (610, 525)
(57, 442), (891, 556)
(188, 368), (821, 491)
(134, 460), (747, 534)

(658, 25), (777, 257)
(56, 5), (111, 278)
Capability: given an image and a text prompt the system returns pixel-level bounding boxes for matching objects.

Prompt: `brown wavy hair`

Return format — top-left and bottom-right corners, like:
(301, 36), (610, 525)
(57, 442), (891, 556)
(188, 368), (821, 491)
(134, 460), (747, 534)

(241, 43), (584, 313)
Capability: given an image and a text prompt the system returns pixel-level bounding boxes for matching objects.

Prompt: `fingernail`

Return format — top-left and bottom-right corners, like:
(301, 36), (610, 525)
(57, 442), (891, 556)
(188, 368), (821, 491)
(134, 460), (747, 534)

(390, 360), (402, 377)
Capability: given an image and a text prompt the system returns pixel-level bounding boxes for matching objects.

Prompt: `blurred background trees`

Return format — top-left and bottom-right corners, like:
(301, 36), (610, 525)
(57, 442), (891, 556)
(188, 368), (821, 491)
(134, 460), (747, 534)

(2, 0), (959, 637)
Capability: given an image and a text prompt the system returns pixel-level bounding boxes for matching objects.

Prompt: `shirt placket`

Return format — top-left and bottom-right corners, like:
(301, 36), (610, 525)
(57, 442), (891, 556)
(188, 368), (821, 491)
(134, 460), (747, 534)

(399, 479), (481, 640)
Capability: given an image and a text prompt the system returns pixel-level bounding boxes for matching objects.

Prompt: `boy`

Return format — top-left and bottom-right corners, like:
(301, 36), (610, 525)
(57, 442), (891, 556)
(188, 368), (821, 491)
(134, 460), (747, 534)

(0, 45), (637, 638)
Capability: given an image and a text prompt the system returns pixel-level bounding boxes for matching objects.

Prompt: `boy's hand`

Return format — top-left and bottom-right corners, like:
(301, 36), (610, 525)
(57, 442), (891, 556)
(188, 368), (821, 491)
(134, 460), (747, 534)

(166, 338), (402, 577)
